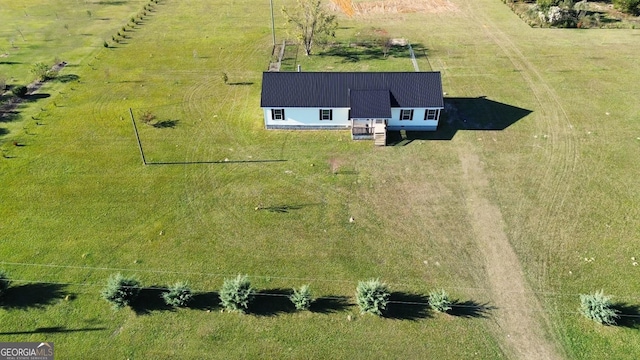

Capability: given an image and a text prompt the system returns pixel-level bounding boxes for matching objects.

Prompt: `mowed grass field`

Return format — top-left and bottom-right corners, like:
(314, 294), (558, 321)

(1, 0), (639, 359)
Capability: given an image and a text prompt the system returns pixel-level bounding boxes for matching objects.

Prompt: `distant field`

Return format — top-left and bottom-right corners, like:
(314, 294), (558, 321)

(1, 0), (639, 359)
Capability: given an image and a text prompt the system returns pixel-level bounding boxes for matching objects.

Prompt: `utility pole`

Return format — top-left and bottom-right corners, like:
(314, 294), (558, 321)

(270, 0), (276, 48)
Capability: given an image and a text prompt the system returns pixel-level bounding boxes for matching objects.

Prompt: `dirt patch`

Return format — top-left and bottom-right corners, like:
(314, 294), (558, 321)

(330, 0), (460, 15)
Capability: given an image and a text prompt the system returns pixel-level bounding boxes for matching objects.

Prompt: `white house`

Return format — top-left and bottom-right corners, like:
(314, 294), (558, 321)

(260, 72), (444, 144)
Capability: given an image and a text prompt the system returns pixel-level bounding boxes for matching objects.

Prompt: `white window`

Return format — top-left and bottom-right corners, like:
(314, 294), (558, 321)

(400, 109), (414, 121)
(271, 109), (285, 120)
(425, 109), (438, 120)
(319, 109), (333, 120)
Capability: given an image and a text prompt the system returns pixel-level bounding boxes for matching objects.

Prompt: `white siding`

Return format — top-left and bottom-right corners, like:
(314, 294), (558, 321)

(387, 108), (441, 131)
(264, 107), (350, 129)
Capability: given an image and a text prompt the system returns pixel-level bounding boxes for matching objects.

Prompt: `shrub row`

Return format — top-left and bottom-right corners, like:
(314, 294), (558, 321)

(104, 0), (160, 48)
(0, 270), (628, 325)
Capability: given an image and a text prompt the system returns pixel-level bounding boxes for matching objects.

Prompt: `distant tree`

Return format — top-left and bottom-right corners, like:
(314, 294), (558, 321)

(613, 0), (640, 15)
(428, 289), (452, 313)
(162, 282), (193, 307)
(290, 285), (313, 310)
(0, 270), (10, 298)
(219, 275), (254, 313)
(356, 279), (390, 315)
(101, 274), (141, 309)
(282, 0), (338, 56)
(31, 63), (55, 81)
(579, 290), (620, 325)
(11, 85), (28, 97)
(537, 0), (559, 9)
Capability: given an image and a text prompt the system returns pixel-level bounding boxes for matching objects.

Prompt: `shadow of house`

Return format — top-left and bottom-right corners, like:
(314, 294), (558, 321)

(130, 286), (175, 315)
(188, 291), (220, 311)
(250, 289), (296, 316)
(387, 96), (532, 143)
(310, 296), (352, 314)
(613, 303), (640, 329)
(448, 300), (495, 318)
(384, 292), (431, 320)
(0, 283), (66, 309)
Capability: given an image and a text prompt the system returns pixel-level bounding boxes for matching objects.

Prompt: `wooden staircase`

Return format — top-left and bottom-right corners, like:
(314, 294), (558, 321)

(373, 120), (387, 146)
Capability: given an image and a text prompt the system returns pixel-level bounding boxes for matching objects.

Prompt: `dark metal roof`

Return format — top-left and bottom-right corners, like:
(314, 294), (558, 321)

(261, 72), (444, 108)
(350, 90), (391, 118)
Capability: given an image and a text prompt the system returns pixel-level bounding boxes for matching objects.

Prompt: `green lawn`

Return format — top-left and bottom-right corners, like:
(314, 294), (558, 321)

(1, 0), (639, 359)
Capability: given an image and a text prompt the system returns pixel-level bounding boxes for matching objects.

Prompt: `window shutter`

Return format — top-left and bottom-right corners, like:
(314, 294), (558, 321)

(330, 110), (333, 120)
(319, 109), (322, 120)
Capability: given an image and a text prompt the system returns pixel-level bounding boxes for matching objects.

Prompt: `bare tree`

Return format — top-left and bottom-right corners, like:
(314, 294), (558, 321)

(282, 0), (337, 56)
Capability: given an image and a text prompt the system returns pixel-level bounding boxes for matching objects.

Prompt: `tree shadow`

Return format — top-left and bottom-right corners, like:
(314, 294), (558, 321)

(310, 296), (352, 314)
(257, 203), (323, 213)
(0, 111), (21, 123)
(0, 283), (67, 309)
(152, 119), (179, 128)
(0, 61), (22, 65)
(96, 0), (129, 4)
(188, 291), (219, 311)
(23, 93), (51, 102)
(54, 74), (80, 83)
(388, 96), (533, 143)
(448, 300), (495, 318)
(130, 286), (175, 315)
(612, 303), (640, 328)
(319, 42), (428, 63)
(0, 128), (8, 136)
(260, 205), (302, 213)
(0, 326), (107, 335)
(250, 289), (296, 316)
(320, 43), (385, 63)
(384, 292), (431, 320)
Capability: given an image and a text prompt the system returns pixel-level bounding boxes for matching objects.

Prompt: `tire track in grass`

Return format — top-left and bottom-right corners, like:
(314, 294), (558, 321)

(450, 1), (577, 359)
(458, 144), (562, 360)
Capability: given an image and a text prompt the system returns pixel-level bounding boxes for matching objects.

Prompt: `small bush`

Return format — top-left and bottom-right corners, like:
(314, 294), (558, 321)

(0, 270), (10, 298)
(356, 279), (390, 315)
(101, 274), (141, 309)
(219, 275), (253, 313)
(613, 0), (640, 15)
(162, 282), (193, 307)
(140, 111), (156, 124)
(428, 289), (452, 313)
(11, 85), (28, 97)
(579, 290), (620, 325)
(290, 285), (313, 310)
